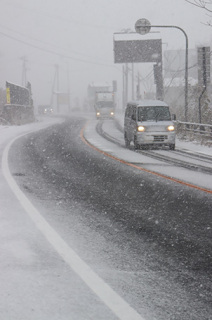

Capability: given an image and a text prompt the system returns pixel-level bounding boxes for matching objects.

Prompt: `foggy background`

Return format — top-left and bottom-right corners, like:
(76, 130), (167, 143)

(0, 0), (212, 110)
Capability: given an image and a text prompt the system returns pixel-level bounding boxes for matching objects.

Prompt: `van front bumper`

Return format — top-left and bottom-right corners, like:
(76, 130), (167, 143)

(136, 132), (176, 145)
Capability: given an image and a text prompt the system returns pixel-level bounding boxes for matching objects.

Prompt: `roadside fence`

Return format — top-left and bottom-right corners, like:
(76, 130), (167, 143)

(176, 121), (212, 146)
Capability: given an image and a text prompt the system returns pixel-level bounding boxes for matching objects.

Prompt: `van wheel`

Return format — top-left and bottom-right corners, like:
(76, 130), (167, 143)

(124, 133), (130, 148)
(169, 144), (175, 150)
(125, 138), (130, 148)
(134, 136), (139, 150)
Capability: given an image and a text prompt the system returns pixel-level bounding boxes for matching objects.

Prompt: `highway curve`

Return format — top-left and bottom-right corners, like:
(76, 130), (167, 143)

(8, 116), (212, 320)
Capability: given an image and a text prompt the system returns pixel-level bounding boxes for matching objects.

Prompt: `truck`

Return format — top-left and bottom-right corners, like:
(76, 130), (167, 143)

(87, 82), (117, 117)
(94, 91), (115, 119)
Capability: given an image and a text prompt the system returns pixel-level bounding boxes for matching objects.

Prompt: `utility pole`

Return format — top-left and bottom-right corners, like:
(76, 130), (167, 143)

(122, 65), (125, 110)
(50, 64), (60, 113)
(132, 63), (135, 100)
(66, 62), (71, 113)
(198, 46), (210, 123)
(21, 56), (27, 86)
(125, 63), (128, 104)
(56, 64), (59, 113)
(136, 71), (141, 100)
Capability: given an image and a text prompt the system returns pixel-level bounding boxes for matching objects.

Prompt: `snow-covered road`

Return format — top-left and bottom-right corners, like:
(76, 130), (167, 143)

(0, 116), (146, 320)
(0, 114), (211, 320)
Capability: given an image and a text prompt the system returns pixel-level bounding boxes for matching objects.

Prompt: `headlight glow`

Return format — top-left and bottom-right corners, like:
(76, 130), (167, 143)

(96, 112), (100, 116)
(167, 125), (175, 131)
(137, 125), (145, 132)
(110, 111), (114, 116)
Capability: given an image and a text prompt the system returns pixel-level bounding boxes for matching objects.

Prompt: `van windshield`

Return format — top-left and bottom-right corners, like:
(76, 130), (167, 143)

(138, 106), (171, 122)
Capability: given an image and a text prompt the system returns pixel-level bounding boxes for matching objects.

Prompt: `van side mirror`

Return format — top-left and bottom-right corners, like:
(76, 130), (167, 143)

(132, 114), (136, 121)
(172, 114), (176, 120)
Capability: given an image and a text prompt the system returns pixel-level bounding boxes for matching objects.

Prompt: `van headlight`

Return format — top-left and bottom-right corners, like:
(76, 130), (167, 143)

(96, 112), (100, 116)
(110, 111), (114, 116)
(137, 125), (145, 132)
(167, 125), (175, 131)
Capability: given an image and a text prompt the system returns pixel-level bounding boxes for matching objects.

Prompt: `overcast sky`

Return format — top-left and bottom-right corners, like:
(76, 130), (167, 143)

(0, 0), (212, 108)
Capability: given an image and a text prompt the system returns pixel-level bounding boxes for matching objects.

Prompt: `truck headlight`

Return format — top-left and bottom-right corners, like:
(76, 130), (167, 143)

(110, 111), (114, 116)
(96, 112), (100, 116)
(167, 125), (175, 131)
(137, 125), (145, 132)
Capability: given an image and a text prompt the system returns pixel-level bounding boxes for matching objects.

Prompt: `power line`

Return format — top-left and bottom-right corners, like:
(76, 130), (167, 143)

(0, 29), (116, 68)
(0, 23), (112, 62)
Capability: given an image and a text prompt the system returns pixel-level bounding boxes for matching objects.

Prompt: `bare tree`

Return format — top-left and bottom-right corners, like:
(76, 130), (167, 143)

(185, 0), (212, 11)
(186, 0), (212, 25)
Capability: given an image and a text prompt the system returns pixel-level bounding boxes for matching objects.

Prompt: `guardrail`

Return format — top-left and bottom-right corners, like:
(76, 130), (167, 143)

(176, 121), (212, 146)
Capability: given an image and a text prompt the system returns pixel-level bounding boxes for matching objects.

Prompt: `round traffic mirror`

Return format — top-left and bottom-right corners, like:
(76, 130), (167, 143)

(135, 18), (151, 35)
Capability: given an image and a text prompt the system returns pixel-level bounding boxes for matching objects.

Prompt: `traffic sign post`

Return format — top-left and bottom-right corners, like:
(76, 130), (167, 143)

(135, 19), (189, 121)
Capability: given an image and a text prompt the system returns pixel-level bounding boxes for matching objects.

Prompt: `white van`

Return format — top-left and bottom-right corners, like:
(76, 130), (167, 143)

(124, 100), (176, 150)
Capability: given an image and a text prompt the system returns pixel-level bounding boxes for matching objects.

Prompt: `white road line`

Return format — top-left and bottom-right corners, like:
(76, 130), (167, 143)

(2, 132), (147, 320)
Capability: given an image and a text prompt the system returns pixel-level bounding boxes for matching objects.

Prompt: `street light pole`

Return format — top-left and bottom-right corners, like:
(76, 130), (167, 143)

(151, 25), (188, 122)
(135, 20), (189, 121)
